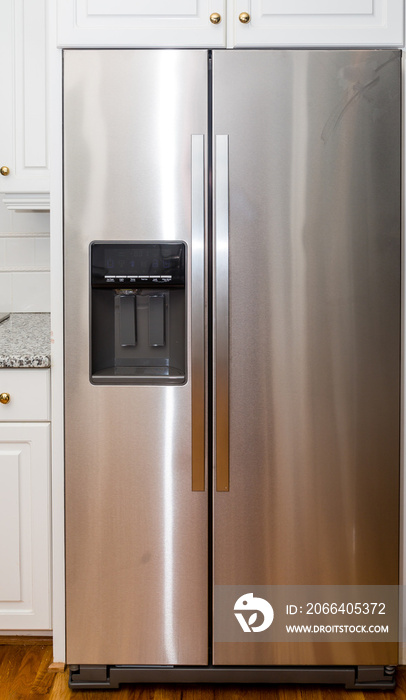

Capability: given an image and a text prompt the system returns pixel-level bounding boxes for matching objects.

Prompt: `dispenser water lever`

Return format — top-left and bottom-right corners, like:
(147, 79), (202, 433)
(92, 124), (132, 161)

(119, 295), (136, 347)
(149, 295), (165, 347)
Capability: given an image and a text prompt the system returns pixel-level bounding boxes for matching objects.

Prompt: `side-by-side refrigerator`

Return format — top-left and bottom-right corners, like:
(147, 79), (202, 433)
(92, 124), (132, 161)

(63, 49), (401, 690)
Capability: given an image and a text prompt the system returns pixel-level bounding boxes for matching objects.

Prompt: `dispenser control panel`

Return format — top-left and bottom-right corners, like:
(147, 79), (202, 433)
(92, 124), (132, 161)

(91, 242), (185, 287)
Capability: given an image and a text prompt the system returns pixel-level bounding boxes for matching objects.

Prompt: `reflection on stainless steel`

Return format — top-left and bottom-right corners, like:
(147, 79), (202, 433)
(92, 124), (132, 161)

(212, 49), (400, 666)
(214, 135), (230, 492)
(155, 54), (180, 241)
(163, 387), (175, 659)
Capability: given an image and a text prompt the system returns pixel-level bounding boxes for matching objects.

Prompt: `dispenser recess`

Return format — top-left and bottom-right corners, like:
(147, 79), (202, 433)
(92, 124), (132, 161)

(90, 242), (186, 385)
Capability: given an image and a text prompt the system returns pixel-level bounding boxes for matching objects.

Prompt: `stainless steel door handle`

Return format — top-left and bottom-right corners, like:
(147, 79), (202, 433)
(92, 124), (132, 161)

(191, 134), (205, 491)
(215, 135), (229, 492)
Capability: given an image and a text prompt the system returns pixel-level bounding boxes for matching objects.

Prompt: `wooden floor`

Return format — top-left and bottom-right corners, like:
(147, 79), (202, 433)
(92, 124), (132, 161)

(1, 644), (406, 699)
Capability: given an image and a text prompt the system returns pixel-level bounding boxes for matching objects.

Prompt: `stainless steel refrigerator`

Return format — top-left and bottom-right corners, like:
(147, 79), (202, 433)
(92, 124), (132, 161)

(63, 49), (401, 690)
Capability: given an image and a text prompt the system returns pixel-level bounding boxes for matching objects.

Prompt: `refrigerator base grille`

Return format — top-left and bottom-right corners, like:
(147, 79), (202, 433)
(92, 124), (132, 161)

(69, 664), (396, 690)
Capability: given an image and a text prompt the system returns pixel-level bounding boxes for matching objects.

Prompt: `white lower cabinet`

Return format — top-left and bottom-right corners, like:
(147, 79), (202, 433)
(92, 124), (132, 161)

(0, 371), (51, 630)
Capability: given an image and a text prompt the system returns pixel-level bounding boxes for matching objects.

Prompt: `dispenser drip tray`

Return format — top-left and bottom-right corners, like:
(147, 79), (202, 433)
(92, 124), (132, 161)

(92, 365), (185, 385)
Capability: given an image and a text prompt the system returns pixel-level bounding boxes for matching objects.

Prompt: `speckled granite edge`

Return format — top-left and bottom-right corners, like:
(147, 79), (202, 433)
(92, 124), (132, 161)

(0, 354), (50, 368)
(0, 313), (51, 368)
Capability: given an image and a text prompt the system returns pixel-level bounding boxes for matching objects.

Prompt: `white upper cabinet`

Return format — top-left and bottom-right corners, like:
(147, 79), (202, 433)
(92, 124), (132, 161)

(232, 0), (404, 47)
(0, 0), (50, 204)
(57, 0), (404, 47)
(57, 0), (226, 47)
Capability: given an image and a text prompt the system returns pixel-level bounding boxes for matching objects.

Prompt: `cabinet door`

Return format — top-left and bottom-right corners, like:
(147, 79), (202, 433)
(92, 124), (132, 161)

(0, 0), (49, 196)
(0, 423), (51, 629)
(57, 0), (226, 47)
(232, 0), (403, 47)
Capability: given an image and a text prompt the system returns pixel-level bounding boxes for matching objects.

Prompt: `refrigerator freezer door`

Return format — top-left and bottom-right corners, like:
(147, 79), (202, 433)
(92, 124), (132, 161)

(212, 50), (401, 666)
(64, 50), (208, 665)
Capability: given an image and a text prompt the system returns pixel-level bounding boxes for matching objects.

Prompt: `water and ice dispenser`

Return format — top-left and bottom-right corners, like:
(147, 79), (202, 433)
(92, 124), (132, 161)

(90, 242), (186, 385)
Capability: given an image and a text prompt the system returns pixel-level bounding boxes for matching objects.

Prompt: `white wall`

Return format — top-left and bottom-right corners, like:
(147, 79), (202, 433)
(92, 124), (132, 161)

(0, 199), (50, 312)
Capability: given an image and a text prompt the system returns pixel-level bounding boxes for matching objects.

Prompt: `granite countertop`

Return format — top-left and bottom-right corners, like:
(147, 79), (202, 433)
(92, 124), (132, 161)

(0, 313), (51, 368)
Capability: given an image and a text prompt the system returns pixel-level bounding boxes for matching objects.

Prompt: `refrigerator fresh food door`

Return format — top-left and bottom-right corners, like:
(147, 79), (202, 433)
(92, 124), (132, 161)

(64, 50), (208, 665)
(212, 50), (401, 666)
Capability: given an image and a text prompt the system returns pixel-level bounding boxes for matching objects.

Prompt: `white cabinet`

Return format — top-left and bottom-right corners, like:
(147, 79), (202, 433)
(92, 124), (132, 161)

(0, 370), (50, 421)
(57, 0), (226, 48)
(0, 370), (51, 630)
(0, 0), (50, 211)
(57, 0), (404, 47)
(233, 0), (404, 47)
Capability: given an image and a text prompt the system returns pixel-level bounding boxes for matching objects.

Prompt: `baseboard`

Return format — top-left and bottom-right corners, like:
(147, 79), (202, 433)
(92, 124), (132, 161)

(0, 635), (53, 646)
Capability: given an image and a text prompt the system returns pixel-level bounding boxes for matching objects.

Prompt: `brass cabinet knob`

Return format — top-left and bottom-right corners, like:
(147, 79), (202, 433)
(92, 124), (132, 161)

(239, 12), (251, 23)
(210, 12), (221, 24)
(0, 393), (10, 404)
(0, 166), (10, 176)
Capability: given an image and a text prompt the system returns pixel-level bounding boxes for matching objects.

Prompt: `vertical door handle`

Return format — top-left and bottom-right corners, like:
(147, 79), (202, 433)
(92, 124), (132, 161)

(191, 135), (205, 491)
(215, 135), (229, 492)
